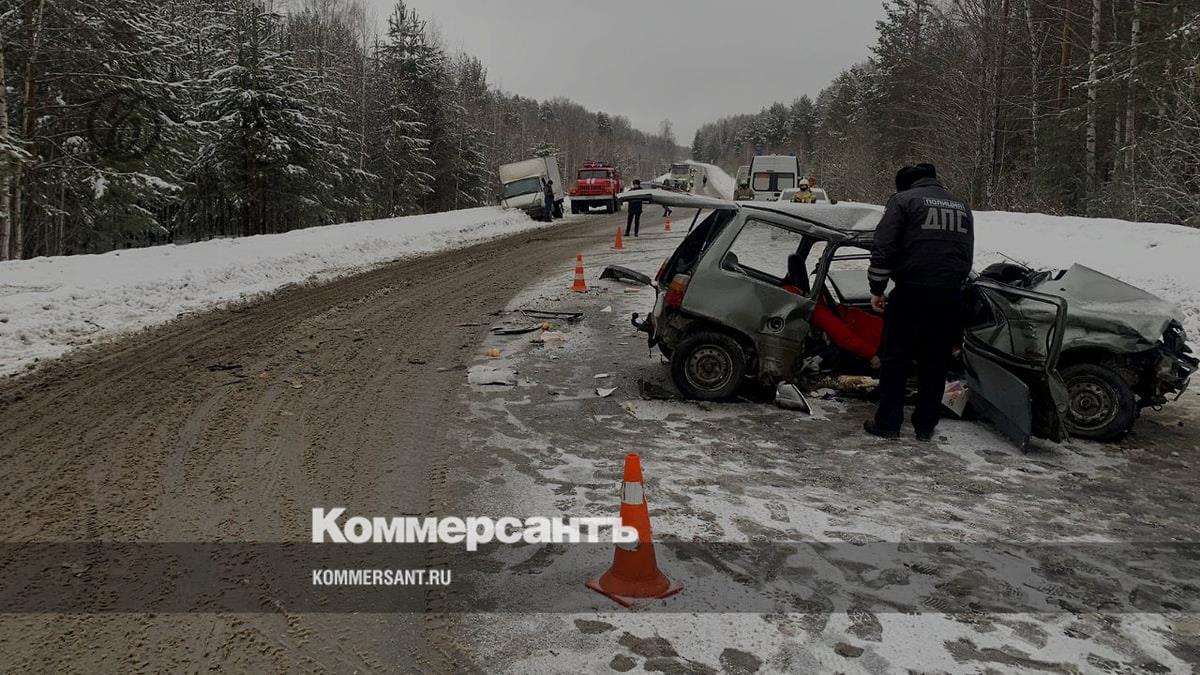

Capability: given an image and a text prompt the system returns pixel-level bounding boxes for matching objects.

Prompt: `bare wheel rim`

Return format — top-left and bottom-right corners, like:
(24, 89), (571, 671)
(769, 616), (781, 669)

(685, 345), (734, 392)
(1067, 376), (1119, 432)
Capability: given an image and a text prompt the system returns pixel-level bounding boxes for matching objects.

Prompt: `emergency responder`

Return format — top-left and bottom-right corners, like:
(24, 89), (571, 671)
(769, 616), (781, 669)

(543, 178), (556, 221)
(864, 163), (974, 441)
(625, 179), (644, 237)
(792, 179), (816, 204)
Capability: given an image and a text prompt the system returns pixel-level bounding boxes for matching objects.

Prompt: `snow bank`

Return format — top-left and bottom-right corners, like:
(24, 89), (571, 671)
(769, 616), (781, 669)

(685, 160), (735, 199)
(974, 210), (1200, 336)
(0, 207), (546, 375)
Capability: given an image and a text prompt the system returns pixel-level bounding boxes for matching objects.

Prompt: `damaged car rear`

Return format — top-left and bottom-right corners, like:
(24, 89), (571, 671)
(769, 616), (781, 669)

(621, 189), (1196, 447)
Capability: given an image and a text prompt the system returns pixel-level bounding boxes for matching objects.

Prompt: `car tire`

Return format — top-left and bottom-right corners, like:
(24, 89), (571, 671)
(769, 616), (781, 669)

(554, 202), (564, 218)
(670, 331), (747, 401)
(1060, 363), (1137, 441)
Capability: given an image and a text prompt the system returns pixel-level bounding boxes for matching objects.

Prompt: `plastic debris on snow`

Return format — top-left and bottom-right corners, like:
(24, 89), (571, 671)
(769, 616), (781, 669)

(596, 387), (617, 398)
(467, 366), (517, 386)
(774, 382), (811, 414)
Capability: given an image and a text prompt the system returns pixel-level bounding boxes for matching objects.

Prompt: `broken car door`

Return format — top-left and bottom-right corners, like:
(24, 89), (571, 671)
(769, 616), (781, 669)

(961, 279), (1070, 450)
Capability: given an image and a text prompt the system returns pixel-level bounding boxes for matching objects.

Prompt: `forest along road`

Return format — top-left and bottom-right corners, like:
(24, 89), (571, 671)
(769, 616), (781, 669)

(0, 210), (623, 672)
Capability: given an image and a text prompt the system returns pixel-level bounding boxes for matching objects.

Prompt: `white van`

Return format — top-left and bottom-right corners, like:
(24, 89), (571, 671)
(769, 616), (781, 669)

(749, 155), (801, 201)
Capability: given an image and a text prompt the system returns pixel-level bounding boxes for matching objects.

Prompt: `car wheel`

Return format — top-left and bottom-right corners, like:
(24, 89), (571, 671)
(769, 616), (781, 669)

(554, 202), (564, 218)
(670, 331), (747, 401)
(1060, 363), (1137, 441)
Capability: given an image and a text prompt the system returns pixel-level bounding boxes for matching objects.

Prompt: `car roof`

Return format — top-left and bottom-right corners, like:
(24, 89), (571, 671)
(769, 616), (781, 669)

(620, 189), (736, 211)
(745, 202), (880, 232)
(620, 190), (882, 238)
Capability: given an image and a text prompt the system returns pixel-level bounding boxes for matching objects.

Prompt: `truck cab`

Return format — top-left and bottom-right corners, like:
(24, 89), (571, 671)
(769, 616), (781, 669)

(498, 156), (564, 220)
(669, 163), (693, 191)
(569, 161), (624, 214)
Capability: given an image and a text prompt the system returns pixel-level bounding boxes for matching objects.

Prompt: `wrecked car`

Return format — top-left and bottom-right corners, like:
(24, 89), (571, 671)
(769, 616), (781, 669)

(972, 262), (1196, 441)
(620, 190), (1196, 448)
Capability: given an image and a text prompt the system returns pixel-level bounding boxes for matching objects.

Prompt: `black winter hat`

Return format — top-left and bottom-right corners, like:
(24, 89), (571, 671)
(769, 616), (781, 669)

(895, 165), (921, 192)
(895, 163), (938, 192)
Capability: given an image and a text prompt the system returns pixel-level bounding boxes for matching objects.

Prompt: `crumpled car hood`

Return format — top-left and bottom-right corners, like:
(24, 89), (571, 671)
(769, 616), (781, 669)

(1032, 264), (1179, 351)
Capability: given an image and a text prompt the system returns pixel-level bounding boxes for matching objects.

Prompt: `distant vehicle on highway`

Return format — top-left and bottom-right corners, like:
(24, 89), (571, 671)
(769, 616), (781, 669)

(779, 186), (833, 204)
(569, 161), (624, 214)
(749, 155), (801, 201)
(498, 156), (564, 220)
(668, 163), (693, 191)
(734, 165), (753, 200)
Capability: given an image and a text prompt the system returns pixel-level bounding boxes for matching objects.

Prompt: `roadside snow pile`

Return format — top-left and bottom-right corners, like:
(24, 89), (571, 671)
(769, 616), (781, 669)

(685, 160), (735, 199)
(0, 207), (543, 375)
(975, 210), (1200, 336)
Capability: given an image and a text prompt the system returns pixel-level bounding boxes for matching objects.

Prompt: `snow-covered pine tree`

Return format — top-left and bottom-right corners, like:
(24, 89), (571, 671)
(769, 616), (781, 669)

(444, 52), (491, 209)
(368, 3), (437, 216)
(1, 0), (192, 256)
(187, 1), (366, 237)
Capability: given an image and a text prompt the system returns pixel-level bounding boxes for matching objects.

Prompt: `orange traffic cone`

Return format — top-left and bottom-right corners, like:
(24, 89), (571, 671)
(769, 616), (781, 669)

(612, 226), (625, 251)
(571, 255), (588, 293)
(585, 453), (682, 607)
(664, 216), (672, 233)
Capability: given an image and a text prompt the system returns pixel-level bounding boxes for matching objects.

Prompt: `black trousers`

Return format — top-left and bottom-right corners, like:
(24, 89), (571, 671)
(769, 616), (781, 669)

(625, 209), (641, 236)
(874, 284), (962, 433)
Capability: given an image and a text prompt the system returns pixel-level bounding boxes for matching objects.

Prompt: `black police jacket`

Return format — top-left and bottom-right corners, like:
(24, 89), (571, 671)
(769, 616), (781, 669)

(868, 177), (974, 296)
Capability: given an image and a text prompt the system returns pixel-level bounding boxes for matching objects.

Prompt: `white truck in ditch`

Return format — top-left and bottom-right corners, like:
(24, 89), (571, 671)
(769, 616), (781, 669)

(499, 157), (564, 220)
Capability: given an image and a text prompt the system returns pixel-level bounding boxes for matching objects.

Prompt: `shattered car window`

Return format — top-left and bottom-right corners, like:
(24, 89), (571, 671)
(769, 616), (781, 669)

(967, 289), (1055, 362)
(726, 219), (808, 282)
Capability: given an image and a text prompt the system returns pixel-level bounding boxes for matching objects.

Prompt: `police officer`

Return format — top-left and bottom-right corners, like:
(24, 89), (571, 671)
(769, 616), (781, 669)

(625, 179), (644, 237)
(864, 163), (973, 441)
(543, 178), (556, 221)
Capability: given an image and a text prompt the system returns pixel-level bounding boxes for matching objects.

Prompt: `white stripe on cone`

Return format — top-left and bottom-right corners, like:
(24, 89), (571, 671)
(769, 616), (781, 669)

(622, 482), (644, 505)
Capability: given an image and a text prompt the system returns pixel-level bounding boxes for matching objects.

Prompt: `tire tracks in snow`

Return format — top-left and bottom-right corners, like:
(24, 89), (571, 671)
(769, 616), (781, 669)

(0, 212), (620, 672)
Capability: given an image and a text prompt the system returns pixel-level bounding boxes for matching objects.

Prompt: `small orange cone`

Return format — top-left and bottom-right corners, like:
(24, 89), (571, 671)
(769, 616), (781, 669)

(586, 453), (682, 607)
(664, 216), (673, 233)
(571, 255), (588, 293)
(612, 226), (625, 251)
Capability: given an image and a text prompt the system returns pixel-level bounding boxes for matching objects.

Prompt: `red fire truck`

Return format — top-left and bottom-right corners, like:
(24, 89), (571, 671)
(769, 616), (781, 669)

(568, 161), (624, 214)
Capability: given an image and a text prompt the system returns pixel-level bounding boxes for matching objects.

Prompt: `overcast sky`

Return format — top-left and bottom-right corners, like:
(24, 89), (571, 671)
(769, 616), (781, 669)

(361, 0), (886, 144)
